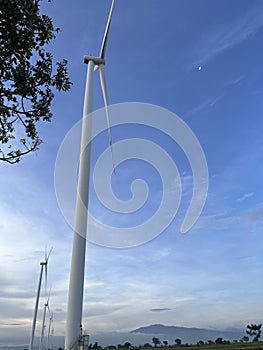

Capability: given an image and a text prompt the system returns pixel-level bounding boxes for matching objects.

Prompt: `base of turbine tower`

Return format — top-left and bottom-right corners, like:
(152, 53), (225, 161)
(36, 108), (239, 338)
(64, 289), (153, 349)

(78, 326), (90, 350)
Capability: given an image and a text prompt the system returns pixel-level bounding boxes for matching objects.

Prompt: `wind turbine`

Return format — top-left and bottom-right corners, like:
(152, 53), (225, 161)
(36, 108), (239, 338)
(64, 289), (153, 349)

(39, 290), (51, 350)
(39, 300), (48, 350)
(29, 249), (52, 350)
(46, 311), (54, 350)
(65, 1), (116, 349)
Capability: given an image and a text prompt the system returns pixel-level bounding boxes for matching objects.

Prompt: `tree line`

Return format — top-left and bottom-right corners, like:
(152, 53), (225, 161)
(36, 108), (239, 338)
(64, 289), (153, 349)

(75, 323), (262, 350)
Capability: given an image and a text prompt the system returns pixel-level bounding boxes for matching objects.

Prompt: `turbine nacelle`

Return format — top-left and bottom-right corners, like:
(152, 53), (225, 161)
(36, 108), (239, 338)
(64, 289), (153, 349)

(83, 55), (105, 66)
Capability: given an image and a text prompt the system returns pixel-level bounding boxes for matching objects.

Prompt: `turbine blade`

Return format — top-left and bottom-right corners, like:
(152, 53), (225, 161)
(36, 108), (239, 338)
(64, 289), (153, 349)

(47, 287), (51, 305)
(46, 247), (53, 263)
(99, 0), (115, 59)
(47, 303), (51, 316)
(42, 249), (46, 299)
(45, 247), (47, 262)
(99, 64), (115, 173)
(45, 264), (47, 299)
(44, 248), (52, 299)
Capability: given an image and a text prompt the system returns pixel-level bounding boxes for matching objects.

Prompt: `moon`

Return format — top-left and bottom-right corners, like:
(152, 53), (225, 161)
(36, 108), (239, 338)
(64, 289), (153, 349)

(198, 66), (202, 71)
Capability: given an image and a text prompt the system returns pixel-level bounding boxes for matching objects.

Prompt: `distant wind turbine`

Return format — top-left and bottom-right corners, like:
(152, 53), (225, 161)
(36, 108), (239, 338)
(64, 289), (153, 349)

(39, 290), (51, 350)
(29, 248), (52, 350)
(46, 311), (54, 350)
(65, 1), (116, 349)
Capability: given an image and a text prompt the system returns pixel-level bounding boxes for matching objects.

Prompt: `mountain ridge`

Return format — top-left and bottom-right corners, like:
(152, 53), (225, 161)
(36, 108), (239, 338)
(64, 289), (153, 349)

(131, 324), (244, 343)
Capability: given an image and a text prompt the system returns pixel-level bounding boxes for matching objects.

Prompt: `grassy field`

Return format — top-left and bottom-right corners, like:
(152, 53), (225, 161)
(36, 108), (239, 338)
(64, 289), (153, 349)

(142, 343), (263, 350)
(196, 343), (263, 350)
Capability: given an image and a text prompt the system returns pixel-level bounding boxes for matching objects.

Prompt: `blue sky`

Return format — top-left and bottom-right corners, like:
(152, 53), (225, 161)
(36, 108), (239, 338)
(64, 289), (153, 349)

(1, 0), (263, 345)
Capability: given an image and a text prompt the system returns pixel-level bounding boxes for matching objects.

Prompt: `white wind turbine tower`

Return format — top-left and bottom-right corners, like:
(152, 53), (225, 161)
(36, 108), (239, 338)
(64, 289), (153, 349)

(29, 249), (52, 350)
(65, 1), (115, 349)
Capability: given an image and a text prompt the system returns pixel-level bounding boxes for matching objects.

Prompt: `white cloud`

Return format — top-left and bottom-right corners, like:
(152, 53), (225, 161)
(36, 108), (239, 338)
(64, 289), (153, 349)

(237, 192), (255, 202)
(190, 3), (263, 67)
(0, 162), (72, 341)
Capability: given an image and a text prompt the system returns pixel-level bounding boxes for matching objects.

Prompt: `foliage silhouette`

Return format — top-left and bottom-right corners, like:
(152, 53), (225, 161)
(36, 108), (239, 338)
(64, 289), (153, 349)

(0, 0), (71, 163)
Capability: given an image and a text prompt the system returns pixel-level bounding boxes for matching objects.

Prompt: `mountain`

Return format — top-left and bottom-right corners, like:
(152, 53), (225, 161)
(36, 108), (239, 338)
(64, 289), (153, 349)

(131, 324), (244, 344)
